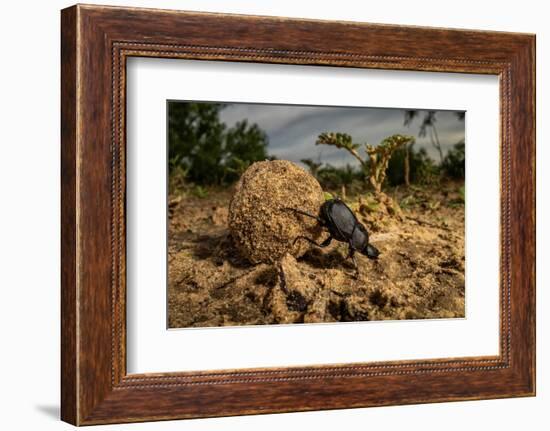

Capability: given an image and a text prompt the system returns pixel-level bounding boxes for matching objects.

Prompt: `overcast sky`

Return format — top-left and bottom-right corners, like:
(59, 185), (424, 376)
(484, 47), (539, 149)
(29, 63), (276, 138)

(218, 102), (465, 167)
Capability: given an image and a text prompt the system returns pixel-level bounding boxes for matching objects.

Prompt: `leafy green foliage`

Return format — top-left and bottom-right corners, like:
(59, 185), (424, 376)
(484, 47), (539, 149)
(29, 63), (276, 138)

(399, 194), (418, 210)
(316, 132), (357, 151)
(223, 120), (269, 183)
(365, 135), (415, 193)
(448, 185), (466, 208)
(168, 102), (269, 186)
(387, 146), (440, 186)
(323, 191), (335, 201)
(317, 164), (361, 190)
(442, 141), (465, 179)
(301, 157), (364, 191)
(300, 159), (322, 178)
(191, 185), (209, 199)
(316, 132), (415, 193)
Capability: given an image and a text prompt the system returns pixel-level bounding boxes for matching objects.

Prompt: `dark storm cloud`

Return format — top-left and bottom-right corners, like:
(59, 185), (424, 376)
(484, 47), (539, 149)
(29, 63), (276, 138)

(219, 103), (465, 167)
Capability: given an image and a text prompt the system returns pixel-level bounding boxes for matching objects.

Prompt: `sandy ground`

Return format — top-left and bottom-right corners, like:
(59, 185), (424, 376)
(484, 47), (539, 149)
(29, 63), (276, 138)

(167, 183), (465, 328)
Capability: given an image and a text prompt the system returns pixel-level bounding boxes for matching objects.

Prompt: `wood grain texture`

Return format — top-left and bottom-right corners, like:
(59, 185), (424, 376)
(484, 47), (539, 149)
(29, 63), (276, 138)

(60, 4), (535, 425)
(60, 5), (78, 425)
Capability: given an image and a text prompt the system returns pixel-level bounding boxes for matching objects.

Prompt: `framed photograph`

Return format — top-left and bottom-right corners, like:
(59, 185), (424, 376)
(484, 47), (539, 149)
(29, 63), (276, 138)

(61, 4), (535, 425)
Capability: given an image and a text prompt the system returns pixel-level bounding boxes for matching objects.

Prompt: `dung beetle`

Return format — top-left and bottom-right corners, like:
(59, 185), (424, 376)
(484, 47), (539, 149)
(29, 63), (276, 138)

(287, 198), (380, 275)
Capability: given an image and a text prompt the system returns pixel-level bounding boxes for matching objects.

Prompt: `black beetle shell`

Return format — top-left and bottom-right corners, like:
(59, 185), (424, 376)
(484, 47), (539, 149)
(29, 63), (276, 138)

(321, 199), (369, 250)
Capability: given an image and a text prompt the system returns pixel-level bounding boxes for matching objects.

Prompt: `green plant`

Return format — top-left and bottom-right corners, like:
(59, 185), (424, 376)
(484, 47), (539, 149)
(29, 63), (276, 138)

(413, 149), (441, 185)
(427, 200), (441, 211)
(386, 146), (440, 186)
(399, 194), (418, 210)
(448, 186), (466, 208)
(301, 158), (323, 178)
(442, 141), (465, 179)
(222, 120), (269, 183)
(168, 102), (269, 186)
(315, 164), (363, 191)
(403, 110), (445, 164)
(168, 155), (190, 193)
(191, 185), (209, 199)
(316, 132), (415, 194)
(323, 191), (334, 201)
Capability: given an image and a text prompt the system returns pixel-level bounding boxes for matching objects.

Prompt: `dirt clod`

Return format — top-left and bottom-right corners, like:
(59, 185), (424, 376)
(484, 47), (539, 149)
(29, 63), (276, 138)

(228, 160), (325, 264)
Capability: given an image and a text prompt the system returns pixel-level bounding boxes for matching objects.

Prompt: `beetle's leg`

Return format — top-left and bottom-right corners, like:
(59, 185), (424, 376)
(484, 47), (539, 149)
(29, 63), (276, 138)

(284, 207), (324, 225)
(293, 235), (332, 248)
(347, 246), (360, 278)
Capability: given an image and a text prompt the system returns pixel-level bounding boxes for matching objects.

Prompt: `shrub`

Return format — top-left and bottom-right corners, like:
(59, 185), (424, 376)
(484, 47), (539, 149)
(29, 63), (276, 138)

(168, 102), (269, 186)
(442, 141), (465, 179)
(316, 132), (414, 194)
(387, 146), (440, 186)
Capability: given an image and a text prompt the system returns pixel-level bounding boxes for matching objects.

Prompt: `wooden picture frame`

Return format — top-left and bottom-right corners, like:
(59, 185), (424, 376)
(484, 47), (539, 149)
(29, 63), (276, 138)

(61, 4), (535, 425)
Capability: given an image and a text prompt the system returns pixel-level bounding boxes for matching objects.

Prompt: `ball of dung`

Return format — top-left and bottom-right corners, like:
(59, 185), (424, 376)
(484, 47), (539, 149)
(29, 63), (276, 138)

(228, 160), (325, 264)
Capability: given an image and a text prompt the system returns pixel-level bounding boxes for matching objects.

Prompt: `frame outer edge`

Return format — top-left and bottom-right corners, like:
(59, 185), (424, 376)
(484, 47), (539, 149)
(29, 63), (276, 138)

(526, 35), (536, 395)
(61, 5), (79, 426)
(522, 34), (536, 395)
(61, 4), (536, 424)
(531, 34), (536, 396)
(505, 34), (536, 396)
